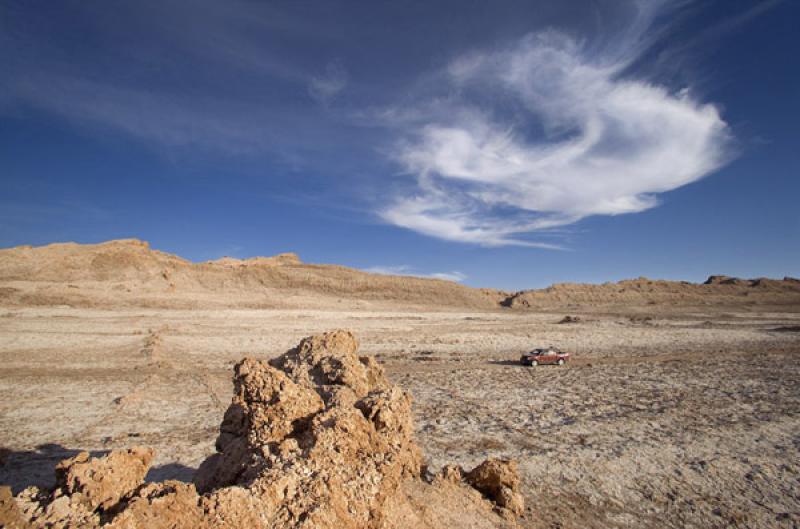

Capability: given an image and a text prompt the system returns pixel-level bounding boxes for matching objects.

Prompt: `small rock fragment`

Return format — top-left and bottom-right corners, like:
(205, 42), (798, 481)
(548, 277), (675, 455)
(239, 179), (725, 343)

(465, 458), (525, 518)
(55, 447), (154, 511)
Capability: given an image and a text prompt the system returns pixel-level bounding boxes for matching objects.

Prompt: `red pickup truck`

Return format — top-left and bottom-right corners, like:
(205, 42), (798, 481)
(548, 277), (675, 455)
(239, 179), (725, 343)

(520, 347), (570, 366)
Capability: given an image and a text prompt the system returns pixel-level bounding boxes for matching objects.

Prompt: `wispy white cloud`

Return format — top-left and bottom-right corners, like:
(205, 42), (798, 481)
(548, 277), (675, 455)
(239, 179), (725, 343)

(5, 72), (350, 168)
(0, 2), (350, 163)
(646, 0), (784, 81)
(362, 265), (467, 282)
(9, 75), (269, 154)
(427, 271), (468, 282)
(308, 60), (348, 105)
(380, 2), (732, 247)
(362, 265), (412, 275)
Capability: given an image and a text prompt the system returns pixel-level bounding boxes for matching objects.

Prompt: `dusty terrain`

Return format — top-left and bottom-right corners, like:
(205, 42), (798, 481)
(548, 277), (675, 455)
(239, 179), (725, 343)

(1, 240), (799, 527)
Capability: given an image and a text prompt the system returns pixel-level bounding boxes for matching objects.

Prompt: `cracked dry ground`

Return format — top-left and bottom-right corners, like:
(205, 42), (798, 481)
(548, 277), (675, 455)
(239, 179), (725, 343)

(1, 307), (799, 528)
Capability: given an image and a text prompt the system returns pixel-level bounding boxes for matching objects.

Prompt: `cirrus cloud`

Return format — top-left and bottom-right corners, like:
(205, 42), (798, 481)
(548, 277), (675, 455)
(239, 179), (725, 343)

(309, 60), (349, 105)
(380, 8), (732, 247)
(362, 265), (467, 282)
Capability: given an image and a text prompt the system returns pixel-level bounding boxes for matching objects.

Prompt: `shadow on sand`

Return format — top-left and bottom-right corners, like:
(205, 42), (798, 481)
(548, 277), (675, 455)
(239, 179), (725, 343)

(0, 443), (196, 494)
(486, 359), (526, 367)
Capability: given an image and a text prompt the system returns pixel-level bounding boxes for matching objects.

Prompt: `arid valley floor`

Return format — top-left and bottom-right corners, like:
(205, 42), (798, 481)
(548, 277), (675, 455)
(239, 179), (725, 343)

(2, 305), (799, 528)
(1, 241), (799, 528)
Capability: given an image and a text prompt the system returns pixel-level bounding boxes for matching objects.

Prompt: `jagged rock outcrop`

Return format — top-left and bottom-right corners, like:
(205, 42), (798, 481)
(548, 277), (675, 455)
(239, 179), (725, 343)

(193, 330), (422, 528)
(1, 330), (522, 529)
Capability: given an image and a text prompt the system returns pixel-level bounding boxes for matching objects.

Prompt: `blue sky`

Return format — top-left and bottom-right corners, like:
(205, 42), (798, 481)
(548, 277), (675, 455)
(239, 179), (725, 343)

(1, 0), (797, 290)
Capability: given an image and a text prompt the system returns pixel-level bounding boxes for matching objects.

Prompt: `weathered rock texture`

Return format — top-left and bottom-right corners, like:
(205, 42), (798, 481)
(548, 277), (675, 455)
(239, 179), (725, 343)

(55, 447), (154, 512)
(1, 330), (522, 529)
(465, 459), (525, 520)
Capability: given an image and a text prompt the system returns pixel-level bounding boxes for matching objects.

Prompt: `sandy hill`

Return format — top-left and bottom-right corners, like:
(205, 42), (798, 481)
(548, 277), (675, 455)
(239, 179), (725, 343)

(0, 239), (505, 310)
(1, 239), (798, 311)
(503, 275), (800, 311)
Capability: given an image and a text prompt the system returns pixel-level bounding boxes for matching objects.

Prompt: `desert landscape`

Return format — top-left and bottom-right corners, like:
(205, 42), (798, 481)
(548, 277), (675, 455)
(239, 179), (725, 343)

(5, 1), (797, 526)
(1, 240), (799, 528)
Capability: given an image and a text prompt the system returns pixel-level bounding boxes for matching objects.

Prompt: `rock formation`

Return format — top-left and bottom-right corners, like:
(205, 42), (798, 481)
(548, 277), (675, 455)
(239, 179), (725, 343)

(1, 330), (523, 529)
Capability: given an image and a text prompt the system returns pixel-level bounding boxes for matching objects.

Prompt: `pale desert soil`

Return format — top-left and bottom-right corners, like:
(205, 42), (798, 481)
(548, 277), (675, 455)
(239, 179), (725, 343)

(1, 306), (799, 528)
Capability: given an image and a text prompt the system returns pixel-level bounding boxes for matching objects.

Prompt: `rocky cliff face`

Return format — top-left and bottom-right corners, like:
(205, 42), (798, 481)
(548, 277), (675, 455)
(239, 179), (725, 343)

(0, 330), (523, 529)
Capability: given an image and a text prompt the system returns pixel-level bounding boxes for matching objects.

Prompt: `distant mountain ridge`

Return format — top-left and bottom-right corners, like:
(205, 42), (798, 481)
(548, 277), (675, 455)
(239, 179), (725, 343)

(1, 239), (798, 311)
(502, 275), (800, 310)
(0, 239), (504, 310)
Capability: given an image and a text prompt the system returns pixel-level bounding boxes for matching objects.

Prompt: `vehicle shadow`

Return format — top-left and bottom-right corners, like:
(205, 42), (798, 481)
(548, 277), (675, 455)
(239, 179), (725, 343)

(0, 444), (197, 494)
(486, 359), (525, 366)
